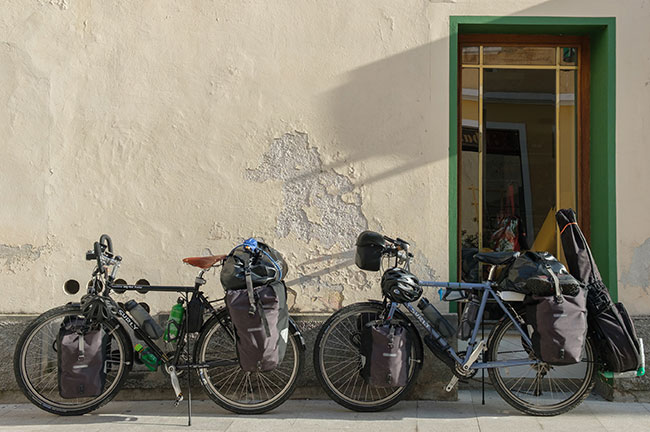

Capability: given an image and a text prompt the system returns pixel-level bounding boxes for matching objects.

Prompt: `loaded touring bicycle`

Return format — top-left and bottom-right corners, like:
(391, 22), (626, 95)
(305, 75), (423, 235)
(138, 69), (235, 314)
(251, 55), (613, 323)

(314, 223), (645, 416)
(14, 234), (305, 422)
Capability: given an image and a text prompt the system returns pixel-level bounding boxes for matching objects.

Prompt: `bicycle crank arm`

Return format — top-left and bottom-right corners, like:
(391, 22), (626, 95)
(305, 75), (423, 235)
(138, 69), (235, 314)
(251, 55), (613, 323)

(166, 365), (184, 406)
(445, 340), (485, 392)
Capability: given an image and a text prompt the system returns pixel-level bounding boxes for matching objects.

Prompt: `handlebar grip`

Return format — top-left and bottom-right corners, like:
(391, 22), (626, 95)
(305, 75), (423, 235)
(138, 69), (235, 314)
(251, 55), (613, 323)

(99, 234), (113, 253)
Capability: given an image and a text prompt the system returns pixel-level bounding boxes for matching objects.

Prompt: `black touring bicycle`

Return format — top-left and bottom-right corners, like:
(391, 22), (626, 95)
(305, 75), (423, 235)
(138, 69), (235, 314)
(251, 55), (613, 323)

(13, 234), (305, 416)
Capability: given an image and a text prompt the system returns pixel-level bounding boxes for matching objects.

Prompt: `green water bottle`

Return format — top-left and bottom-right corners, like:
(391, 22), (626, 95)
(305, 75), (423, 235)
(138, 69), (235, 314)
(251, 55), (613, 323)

(135, 344), (159, 371)
(164, 299), (184, 342)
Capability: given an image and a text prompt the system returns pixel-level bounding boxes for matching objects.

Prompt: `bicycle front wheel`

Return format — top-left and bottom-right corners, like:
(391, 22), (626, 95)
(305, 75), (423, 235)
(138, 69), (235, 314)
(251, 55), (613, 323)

(194, 308), (303, 414)
(13, 304), (132, 415)
(486, 315), (596, 416)
(313, 301), (423, 412)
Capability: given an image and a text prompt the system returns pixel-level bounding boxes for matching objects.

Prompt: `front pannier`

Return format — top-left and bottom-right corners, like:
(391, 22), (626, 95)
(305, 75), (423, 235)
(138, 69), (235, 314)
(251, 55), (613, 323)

(359, 322), (411, 387)
(524, 256), (588, 365)
(355, 231), (386, 271)
(57, 317), (108, 399)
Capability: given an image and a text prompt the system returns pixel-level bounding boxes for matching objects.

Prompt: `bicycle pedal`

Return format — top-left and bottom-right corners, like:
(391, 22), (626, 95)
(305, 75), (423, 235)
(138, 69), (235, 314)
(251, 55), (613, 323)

(174, 394), (184, 407)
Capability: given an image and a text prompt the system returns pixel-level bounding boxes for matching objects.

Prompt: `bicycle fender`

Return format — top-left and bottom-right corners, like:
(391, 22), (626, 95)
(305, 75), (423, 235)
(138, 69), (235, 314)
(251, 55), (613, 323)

(288, 317), (306, 351)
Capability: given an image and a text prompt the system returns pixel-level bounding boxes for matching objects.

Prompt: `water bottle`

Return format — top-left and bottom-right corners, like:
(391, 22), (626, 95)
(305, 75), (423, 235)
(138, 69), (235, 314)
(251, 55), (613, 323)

(125, 300), (164, 340)
(164, 299), (185, 342)
(417, 298), (455, 338)
(135, 343), (159, 371)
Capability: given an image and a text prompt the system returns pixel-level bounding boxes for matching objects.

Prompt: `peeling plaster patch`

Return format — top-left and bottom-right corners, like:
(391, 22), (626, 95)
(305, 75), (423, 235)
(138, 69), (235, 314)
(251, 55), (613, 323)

(247, 132), (367, 249)
(0, 244), (45, 273)
(622, 238), (650, 293)
(38, 0), (69, 10)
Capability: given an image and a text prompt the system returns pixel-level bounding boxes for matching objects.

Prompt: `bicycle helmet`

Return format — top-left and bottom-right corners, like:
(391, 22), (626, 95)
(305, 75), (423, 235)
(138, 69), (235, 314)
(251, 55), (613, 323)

(80, 294), (112, 322)
(381, 267), (422, 303)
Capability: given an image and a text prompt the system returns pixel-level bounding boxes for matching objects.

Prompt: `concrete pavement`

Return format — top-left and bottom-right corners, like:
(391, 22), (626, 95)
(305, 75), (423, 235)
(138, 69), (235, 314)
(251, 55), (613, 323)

(1, 390), (650, 432)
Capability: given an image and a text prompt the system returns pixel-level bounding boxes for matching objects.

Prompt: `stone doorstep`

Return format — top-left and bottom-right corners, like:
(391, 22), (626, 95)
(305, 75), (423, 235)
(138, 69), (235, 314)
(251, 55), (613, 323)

(0, 311), (458, 403)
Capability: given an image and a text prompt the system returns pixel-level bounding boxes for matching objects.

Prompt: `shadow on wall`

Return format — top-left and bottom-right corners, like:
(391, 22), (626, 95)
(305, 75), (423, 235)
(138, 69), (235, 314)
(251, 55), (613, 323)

(273, 40), (450, 309)
(317, 40), (449, 186)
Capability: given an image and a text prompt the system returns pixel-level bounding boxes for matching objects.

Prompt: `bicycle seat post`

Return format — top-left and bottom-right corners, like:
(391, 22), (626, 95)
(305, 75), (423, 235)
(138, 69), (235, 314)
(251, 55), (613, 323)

(487, 265), (498, 282)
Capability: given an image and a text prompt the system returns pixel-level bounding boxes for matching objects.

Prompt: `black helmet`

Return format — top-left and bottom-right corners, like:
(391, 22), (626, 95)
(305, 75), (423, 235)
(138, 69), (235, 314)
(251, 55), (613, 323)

(381, 268), (422, 303)
(80, 294), (112, 322)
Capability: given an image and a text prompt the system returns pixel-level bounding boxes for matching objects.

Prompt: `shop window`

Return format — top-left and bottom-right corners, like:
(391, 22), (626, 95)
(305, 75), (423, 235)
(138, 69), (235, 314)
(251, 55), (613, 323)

(458, 38), (589, 282)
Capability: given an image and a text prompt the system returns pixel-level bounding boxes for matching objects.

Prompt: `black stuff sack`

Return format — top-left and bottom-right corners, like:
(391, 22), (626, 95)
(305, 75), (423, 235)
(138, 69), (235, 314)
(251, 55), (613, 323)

(359, 322), (411, 387)
(524, 257), (588, 365)
(220, 241), (288, 291)
(500, 251), (581, 296)
(186, 293), (204, 333)
(226, 281), (289, 372)
(57, 317), (108, 399)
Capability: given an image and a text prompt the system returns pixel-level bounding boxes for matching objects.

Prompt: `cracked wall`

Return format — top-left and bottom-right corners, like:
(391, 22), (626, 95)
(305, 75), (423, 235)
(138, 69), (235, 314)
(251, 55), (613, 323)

(1, 1), (650, 315)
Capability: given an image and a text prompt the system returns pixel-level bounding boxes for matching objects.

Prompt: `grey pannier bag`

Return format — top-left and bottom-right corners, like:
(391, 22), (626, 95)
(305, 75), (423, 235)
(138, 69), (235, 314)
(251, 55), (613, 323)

(359, 322), (411, 387)
(57, 317), (108, 399)
(226, 281), (289, 372)
(524, 256), (588, 365)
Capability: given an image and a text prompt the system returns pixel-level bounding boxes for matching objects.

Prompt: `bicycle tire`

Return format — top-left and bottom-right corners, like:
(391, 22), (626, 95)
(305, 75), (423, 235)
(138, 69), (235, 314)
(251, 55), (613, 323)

(313, 301), (423, 412)
(194, 308), (303, 414)
(486, 314), (596, 416)
(13, 304), (132, 416)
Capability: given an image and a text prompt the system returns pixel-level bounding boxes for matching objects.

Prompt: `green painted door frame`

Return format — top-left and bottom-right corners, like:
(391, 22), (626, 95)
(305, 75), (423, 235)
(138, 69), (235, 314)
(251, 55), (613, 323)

(448, 17), (617, 304)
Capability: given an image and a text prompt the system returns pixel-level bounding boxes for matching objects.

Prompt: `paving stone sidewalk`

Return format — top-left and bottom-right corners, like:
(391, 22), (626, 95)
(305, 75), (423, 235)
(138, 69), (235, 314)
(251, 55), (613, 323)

(1, 390), (650, 432)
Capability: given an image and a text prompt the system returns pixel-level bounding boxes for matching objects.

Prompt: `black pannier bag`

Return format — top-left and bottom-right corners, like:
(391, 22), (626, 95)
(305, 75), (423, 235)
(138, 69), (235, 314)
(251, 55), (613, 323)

(359, 322), (411, 387)
(500, 251), (581, 296)
(556, 209), (642, 372)
(355, 231), (386, 271)
(57, 317), (108, 399)
(524, 259), (588, 365)
(222, 240), (289, 372)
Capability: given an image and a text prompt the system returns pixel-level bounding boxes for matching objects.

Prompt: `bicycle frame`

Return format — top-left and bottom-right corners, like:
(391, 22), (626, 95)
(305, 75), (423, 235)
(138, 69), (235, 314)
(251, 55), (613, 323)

(393, 280), (537, 371)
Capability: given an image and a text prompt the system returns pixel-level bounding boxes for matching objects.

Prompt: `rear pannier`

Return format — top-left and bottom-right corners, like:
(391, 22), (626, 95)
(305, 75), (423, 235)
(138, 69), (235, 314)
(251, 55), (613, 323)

(359, 321), (411, 387)
(355, 231), (386, 271)
(524, 255), (588, 365)
(221, 239), (289, 372)
(57, 317), (108, 399)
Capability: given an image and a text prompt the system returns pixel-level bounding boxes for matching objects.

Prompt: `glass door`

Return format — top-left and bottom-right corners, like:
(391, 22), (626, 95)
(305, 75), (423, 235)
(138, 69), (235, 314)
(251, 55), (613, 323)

(459, 43), (582, 282)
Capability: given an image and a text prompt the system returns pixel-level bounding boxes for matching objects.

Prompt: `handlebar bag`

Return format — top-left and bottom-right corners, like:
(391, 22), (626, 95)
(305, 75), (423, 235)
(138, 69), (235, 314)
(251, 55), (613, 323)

(57, 317), (108, 398)
(355, 231), (387, 271)
(220, 242), (288, 291)
(524, 260), (588, 365)
(226, 281), (289, 372)
(359, 322), (411, 387)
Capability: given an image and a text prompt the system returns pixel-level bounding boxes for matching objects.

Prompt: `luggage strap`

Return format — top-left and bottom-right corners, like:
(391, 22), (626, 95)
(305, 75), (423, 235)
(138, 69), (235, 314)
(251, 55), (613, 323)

(245, 263), (271, 338)
(542, 259), (563, 302)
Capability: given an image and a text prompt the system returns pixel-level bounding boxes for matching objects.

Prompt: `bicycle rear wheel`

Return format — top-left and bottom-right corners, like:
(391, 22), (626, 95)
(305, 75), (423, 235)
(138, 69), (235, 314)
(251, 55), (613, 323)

(13, 304), (132, 415)
(486, 314), (596, 416)
(194, 308), (303, 414)
(313, 301), (423, 412)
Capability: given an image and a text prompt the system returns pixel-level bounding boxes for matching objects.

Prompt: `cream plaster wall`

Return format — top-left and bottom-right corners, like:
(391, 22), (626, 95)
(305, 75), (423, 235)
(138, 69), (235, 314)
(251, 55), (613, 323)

(1, 0), (649, 314)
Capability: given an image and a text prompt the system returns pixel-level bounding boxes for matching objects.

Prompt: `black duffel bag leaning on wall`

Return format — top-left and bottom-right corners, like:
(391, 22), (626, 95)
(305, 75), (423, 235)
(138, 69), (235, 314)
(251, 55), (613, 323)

(523, 254), (588, 365)
(57, 317), (109, 399)
(221, 238), (289, 372)
(556, 208), (641, 372)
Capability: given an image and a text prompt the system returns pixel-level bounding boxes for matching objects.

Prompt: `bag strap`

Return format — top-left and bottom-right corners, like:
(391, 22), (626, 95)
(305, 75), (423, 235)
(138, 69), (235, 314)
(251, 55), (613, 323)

(245, 263), (257, 315)
(541, 256), (563, 302)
